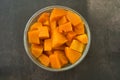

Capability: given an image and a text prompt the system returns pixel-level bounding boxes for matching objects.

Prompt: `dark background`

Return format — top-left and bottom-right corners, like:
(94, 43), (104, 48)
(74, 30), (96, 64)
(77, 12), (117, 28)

(0, 0), (120, 80)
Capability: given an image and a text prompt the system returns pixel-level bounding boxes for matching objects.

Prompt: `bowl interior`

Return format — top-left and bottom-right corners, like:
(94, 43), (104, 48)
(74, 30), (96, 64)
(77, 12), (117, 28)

(24, 5), (91, 71)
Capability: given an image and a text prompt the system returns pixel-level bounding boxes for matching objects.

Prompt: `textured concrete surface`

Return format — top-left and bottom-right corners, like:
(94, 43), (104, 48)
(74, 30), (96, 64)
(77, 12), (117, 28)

(0, 0), (120, 80)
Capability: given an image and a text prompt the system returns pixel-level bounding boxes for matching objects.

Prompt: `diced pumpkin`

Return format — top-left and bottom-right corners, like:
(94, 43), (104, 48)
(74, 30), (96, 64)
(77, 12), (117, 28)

(30, 22), (42, 31)
(66, 31), (77, 41)
(28, 30), (40, 44)
(58, 16), (67, 25)
(66, 11), (82, 26)
(76, 34), (88, 44)
(54, 51), (68, 67)
(44, 39), (52, 51)
(52, 28), (67, 48)
(65, 47), (82, 64)
(74, 23), (85, 34)
(31, 44), (43, 58)
(58, 22), (73, 33)
(37, 12), (50, 23)
(49, 53), (61, 69)
(38, 54), (50, 66)
(70, 40), (85, 52)
(50, 8), (67, 21)
(39, 27), (49, 39)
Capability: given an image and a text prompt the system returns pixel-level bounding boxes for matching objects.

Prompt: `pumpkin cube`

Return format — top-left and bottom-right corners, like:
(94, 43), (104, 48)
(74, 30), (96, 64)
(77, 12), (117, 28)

(54, 50), (68, 67)
(39, 27), (49, 39)
(52, 28), (67, 48)
(37, 12), (50, 23)
(70, 40), (85, 53)
(74, 23), (85, 34)
(49, 53), (61, 69)
(30, 22), (42, 31)
(58, 22), (73, 33)
(58, 16), (67, 25)
(66, 31), (77, 41)
(76, 34), (88, 44)
(31, 44), (43, 58)
(38, 54), (50, 66)
(44, 39), (52, 51)
(50, 8), (67, 21)
(66, 11), (82, 26)
(65, 47), (82, 64)
(28, 30), (40, 44)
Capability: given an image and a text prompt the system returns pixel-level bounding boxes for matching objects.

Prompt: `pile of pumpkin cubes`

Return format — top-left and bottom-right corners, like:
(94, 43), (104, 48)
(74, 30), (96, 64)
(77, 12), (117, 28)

(28, 8), (88, 69)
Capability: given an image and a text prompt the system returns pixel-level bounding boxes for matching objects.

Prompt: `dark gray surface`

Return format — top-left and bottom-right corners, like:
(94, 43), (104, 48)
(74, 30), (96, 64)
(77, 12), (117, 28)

(0, 0), (120, 80)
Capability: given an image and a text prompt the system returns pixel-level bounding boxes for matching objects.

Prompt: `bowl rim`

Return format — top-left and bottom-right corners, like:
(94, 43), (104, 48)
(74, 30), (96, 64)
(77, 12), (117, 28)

(24, 5), (91, 72)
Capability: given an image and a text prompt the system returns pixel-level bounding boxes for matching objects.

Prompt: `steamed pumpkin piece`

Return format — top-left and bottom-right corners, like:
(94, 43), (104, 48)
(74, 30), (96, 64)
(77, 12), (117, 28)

(37, 12), (50, 23)
(52, 28), (67, 48)
(58, 16), (68, 25)
(31, 44), (43, 58)
(44, 39), (52, 51)
(30, 22), (42, 31)
(76, 34), (88, 44)
(66, 31), (77, 41)
(49, 53), (61, 69)
(38, 54), (50, 66)
(66, 11), (82, 26)
(28, 30), (40, 44)
(58, 22), (73, 33)
(74, 22), (85, 35)
(50, 8), (67, 21)
(54, 51), (68, 67)
(65, 47), (82, 64)
(70, 39), (85, 53)
(39, 27), (49, 39)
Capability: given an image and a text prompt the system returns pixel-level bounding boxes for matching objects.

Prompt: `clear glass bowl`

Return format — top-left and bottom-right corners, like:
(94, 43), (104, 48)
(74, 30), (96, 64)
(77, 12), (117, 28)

(24, 5), (91, 71)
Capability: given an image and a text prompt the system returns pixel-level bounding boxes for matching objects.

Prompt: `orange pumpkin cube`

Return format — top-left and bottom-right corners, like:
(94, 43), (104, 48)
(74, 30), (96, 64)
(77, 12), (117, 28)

(31, 44), (43, 58)
(30, 22), (42, 31)
(37, 12), (50, 23)
(74, 23), (85, 35)
(76, 34), (88, 44)
(54, 50), (68, 67)
(52, 28), (67, 48)
(44, 39), (52, 51)
(50, 8), (67, 21)
(70, 40), (85, 53)
(39, 27), (49, 39)
(49, 53), (61, 69)
(65, 47), (82, 64)
(38, 54), (50, 66)
(66, 31), (77, 41)
(58, 16), (67, 25)
(58, 22), (73, 33)
(66, 11), (82, 26)
(28, 30), (40, 44)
